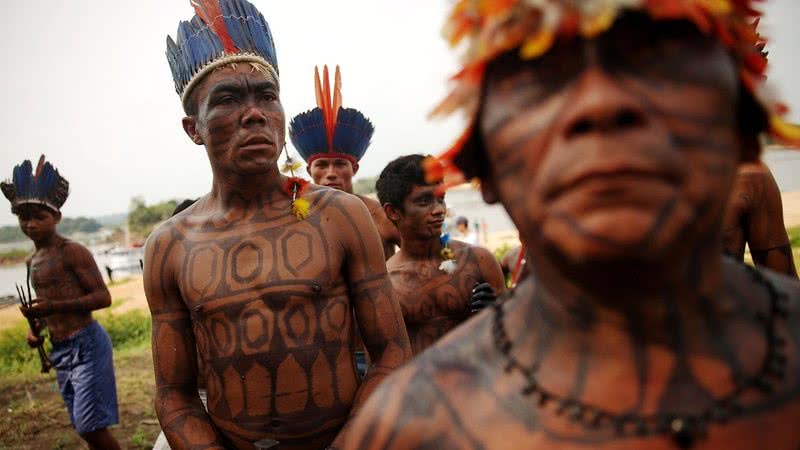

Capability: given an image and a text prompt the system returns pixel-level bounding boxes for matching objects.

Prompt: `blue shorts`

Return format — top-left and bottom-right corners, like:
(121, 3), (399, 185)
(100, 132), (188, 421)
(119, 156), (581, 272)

(50, 321), (119, 435)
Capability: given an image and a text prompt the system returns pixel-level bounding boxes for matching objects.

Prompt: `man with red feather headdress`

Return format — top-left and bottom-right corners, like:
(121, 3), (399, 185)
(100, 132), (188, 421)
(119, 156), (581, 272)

(347, 1), (800, 449)
(149, 1), (411, 449)
(289, 66), (401, 261)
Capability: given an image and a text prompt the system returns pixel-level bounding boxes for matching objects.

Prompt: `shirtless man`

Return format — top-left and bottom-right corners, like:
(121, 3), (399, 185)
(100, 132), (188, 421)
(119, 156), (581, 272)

(150, 2), (411, 449)
(1, 157), (121, 450)
(347, 2), (800, 449)
(724, 161), (797, 277)
(289, 65), (400, 260)
(376, 154), (505, 354)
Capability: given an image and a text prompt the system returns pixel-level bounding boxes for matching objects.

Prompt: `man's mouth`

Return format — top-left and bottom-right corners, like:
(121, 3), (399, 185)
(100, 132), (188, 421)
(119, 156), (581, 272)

(239, 135), (274, 151)
(547, 166), (682, 201)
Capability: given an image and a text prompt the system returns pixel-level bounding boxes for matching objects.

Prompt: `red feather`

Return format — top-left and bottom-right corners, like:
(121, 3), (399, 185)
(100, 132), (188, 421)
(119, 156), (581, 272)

(192, 0), (238, 54)
(34, 155), (45, 178)
(322, 66), (334, 150)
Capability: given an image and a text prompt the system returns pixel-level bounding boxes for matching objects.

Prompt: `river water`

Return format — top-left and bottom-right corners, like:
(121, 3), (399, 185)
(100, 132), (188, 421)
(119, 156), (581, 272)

(0, 248), (144, 298)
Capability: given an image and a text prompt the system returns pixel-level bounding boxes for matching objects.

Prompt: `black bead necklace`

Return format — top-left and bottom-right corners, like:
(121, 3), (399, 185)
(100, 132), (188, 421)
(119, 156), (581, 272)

(491, 265), (789, 449)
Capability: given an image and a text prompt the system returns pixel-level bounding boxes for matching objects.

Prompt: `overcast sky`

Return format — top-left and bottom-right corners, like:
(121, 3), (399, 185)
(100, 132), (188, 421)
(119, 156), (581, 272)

(0, 1), (798, 226)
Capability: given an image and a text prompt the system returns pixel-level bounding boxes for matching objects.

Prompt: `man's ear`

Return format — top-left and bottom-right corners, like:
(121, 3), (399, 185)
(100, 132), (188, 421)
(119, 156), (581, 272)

(182, 116), (204, 145)
(479, 172), (500, 204)
(384, 203), (401, 223)
(53, 211), (62, 224)
(352, 162), (360, 175)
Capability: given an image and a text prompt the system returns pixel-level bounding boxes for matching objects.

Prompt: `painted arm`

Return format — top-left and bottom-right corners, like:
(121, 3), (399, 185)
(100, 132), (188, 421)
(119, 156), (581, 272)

(144, 226), (226, 450)
(330, 196), (412, 448)
(745, 167), (797, 277)
(22, 243), (111, 318)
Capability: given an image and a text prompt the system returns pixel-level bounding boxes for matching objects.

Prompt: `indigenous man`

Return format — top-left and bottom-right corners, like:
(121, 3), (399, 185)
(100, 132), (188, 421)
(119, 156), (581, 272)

(1, 156), (121, 450)
(150, 2), (411, 450)
(347, 2), (800, 450)
(376, 154), (505, 354)
(289, 66), (400, 260)
(724, 161), (797, 277)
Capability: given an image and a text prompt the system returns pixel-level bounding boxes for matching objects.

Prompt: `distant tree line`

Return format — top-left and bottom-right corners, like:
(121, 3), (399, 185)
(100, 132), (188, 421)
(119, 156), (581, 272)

(353, 176), (378, 196)
(0, 216), (103, 243)
(128, 196), (179, 239)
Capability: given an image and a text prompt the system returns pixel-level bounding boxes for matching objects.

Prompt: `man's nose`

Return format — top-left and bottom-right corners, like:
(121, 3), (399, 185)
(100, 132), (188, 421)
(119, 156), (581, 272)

(241, 103), (268, 127)
(557, 68), (649, 141)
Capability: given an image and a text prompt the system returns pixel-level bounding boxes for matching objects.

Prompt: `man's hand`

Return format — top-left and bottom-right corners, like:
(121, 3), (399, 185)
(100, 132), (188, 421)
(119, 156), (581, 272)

(20, 298), (53, 319)
(26, 329), (44, 348)
(469, 282), (497, 313)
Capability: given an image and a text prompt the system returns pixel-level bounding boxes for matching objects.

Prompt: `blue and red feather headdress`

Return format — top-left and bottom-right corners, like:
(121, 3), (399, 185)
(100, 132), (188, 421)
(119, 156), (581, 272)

(1, 155), (69, 214)
(289, 66), (375, 167)
(166, 0), (279, 109)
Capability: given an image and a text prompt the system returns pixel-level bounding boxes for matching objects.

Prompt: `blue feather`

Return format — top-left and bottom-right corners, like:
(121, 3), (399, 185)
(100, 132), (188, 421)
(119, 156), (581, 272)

(332, 108), (375, 162)
(289, 108), (329, 161)
(6, 157), (69, 211)
(167, 0), (279, 98)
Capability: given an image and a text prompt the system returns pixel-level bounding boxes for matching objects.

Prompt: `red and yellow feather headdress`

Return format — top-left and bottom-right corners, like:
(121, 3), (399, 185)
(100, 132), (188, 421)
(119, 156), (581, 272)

(426, 0), (800, 185)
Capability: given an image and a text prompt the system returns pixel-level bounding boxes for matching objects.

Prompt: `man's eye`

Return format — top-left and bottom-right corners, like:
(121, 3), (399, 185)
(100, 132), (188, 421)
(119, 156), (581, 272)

(217, 96), (236, 105)
(263, 92), (277, 101)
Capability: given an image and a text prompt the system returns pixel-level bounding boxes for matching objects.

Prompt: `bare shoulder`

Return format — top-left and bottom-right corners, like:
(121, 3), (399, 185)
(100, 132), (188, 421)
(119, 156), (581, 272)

(347, 311), (499, 449)
(60, 238), (96, 263)
(356, 194), (383, 213)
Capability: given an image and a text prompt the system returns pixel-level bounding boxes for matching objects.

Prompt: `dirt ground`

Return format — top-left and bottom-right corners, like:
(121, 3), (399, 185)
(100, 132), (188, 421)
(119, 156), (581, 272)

(0, 346), (159, 450)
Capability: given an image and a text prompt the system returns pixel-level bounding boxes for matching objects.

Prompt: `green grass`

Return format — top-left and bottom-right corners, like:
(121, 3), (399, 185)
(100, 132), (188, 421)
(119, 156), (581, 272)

(0, 309), (151, 377)
(789, 226), (800, 248)
(789, 226), (800, 271)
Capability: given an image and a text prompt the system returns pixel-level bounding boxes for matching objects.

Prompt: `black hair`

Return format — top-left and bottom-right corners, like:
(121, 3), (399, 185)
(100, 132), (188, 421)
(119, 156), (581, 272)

(376, 154), (431, 210)
(172, 198), (198, 217)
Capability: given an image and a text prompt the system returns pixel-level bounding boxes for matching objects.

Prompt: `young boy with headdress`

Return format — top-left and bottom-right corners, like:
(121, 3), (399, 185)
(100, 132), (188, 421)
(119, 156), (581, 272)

(1, 156), (121, 450)
(289, 66), (400, 260)
(347, 1), (800, 449)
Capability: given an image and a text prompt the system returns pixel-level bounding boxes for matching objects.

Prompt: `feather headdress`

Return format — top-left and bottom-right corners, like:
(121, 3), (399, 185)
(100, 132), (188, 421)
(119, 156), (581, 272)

(166, 0), (279, 109)
(1, 155), (69, 213)
(426, 0), (800, 185)
(289, 66), (375, 166)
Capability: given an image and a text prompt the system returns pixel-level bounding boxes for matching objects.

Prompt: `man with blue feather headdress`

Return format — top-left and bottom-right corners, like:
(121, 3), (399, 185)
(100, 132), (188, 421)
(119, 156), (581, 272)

(150, 1), (411, 449)
(289, 66), (401, 261)
(1, 156), (121, 450)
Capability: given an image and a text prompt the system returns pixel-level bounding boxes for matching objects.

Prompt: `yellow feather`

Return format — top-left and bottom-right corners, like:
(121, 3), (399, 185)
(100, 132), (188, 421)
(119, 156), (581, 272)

(520, 31), (554, 60)
(771, 116), (800, 144)
(293, 198), (311, 220)
(281, 160), (304, 174)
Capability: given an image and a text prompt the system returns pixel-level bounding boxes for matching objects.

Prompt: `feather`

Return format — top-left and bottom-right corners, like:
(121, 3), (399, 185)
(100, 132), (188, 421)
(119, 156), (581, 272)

(332, 108), (374, 162)
(34, 155), (45, 178)
(322, 66), (334, 150)
(5, 157), (68, 211)
(192, 0), (238, 54)
(292, 197), (311, 220)
(439, 259), (457, 274)
(332, 66), (342, 126)
(315, 66), (324, 110)
(289, 109), (329, 162)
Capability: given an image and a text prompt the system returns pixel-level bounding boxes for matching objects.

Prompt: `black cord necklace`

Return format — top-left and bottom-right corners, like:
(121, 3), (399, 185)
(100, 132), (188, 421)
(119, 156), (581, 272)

(491, 265), (789, 449)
